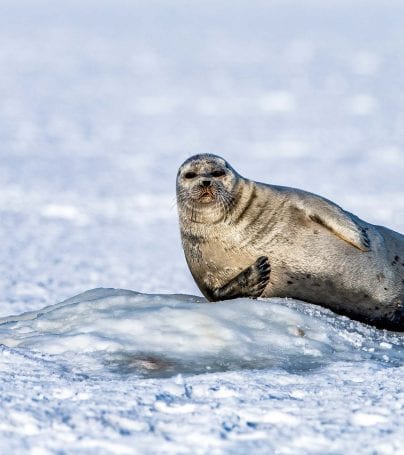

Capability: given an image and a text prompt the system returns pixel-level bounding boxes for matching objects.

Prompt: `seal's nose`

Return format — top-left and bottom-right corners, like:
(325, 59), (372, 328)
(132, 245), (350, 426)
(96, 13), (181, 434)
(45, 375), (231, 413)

(201, 180), (211, 187)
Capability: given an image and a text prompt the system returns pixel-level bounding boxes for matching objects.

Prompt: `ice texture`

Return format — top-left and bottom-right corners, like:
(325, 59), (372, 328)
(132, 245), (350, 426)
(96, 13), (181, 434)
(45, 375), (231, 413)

(0, 288), (402, 379)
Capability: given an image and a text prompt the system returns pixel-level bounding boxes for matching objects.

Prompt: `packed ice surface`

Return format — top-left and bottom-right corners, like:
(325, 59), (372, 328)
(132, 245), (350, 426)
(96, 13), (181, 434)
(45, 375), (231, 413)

(0, 290), (403, 454)
(0, 292), (404, 454)
(1, 288), (402, 379)
(0, 0), (404, 453)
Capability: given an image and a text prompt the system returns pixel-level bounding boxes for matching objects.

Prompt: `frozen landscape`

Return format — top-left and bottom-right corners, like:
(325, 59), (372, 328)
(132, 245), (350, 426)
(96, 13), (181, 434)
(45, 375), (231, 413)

(0, 0), (403, 453)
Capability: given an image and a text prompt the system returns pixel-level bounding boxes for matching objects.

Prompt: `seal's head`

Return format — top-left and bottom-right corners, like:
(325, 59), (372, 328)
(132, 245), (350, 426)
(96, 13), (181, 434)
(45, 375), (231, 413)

(176, 154), (239, 222)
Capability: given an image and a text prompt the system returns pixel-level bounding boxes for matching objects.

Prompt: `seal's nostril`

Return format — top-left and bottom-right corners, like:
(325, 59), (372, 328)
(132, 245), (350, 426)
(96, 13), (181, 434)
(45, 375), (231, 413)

(202, 180), (211, 187)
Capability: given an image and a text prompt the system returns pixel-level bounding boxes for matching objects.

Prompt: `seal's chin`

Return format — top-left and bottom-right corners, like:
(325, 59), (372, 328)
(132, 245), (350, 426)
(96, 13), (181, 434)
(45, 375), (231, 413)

(199, 194), (215, 204)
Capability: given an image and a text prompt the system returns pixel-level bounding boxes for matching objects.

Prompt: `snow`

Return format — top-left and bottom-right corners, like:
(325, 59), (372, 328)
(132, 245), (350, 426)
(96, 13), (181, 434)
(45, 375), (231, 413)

(0, 0), (403, 453)
(1, 288), (402, 379)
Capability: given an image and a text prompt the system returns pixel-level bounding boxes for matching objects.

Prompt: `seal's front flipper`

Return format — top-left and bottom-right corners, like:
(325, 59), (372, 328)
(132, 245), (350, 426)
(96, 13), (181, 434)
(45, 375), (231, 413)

(294, 193), (371, 252)
(209, 256), (271, 301)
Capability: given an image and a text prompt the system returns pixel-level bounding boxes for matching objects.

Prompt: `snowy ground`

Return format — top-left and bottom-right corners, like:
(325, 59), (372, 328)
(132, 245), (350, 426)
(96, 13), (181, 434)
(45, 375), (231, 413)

(0, 0), (403, 453)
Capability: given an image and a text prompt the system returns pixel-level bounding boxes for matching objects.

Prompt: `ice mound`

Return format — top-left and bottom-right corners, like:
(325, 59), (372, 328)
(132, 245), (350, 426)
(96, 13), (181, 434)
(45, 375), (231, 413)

(0, 288), (402, 378)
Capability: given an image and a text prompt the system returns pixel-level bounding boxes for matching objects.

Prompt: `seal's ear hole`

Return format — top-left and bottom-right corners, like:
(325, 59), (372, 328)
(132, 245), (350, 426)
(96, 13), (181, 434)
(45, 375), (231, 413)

(211, 170), (226, 177)
(184, 171), (197, 179)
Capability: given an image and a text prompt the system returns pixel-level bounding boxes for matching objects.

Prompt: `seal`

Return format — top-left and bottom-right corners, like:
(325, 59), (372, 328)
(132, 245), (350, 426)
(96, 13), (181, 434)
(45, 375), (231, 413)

(176, 154), (404, 331)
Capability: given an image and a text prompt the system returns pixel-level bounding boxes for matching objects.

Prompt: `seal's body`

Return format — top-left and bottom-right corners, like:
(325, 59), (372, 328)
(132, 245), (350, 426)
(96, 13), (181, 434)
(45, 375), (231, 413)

(176, 154), (404, 330)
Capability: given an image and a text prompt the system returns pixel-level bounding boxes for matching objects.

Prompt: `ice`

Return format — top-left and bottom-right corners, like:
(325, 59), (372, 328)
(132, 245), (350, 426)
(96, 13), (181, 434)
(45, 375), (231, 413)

(258, 91), (297, 113)
(346, 94), (378, 116)
(0, 289), (402, 379)
(350, 51), (380, 75)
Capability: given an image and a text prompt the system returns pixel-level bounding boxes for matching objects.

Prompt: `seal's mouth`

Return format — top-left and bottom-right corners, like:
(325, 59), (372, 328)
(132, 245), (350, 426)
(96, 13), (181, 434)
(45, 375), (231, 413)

(198, 188), (215, 203)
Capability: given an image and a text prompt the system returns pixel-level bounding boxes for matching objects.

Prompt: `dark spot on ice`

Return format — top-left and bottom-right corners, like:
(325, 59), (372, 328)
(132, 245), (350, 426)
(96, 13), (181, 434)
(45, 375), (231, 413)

(247, 422), (258, 429)
(306, 274), (311, 279)
(106, 353), (176, 376)
(156, 392), (174, 403)
(384, 287), (388, 291)
(287, 280), (294, 285)
(222, 419), (238, 432)
(392, 255), (400, 266)
(363, 294), (369, 299)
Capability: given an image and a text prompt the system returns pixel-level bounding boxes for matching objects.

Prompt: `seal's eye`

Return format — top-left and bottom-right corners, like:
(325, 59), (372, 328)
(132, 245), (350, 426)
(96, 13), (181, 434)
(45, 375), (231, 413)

(184, 171), (197, 179)
(211, 170), (225, 177)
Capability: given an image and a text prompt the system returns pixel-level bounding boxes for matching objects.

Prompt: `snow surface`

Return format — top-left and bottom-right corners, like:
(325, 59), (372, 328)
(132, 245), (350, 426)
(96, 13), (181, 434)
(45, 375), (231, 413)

(0, 0), (403, 453)
(0, 289), (403, 454)
(1, 288), (402, 378)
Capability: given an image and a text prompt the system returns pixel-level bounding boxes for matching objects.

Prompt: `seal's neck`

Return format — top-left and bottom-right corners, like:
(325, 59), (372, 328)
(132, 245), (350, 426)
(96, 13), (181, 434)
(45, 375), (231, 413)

(179, 200), (226, 226)
(226, 179), (252, 221)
